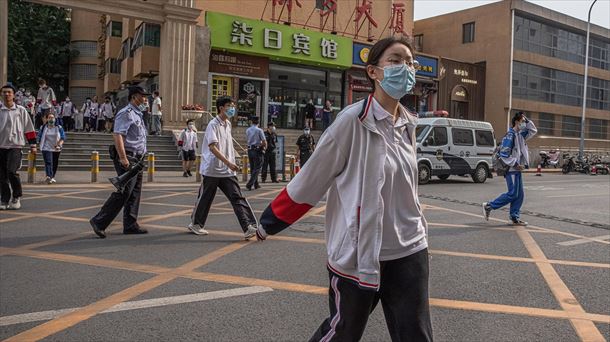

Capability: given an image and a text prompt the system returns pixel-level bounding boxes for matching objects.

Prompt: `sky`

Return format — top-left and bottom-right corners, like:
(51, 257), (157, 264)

(414, 0), (610, 29)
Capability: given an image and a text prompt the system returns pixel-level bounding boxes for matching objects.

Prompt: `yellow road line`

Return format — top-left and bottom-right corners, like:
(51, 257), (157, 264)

(516, 227), (606, 341)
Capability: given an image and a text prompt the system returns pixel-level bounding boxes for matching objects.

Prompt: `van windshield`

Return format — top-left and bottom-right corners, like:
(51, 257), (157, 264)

(416, 125), (430, 143)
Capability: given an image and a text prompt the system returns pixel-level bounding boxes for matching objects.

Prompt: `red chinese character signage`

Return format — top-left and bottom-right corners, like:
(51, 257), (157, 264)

(319, 0), (338, 33)
(271, 0), (302, 25)
(390, 3), (406, 35)
(354, 0), (378, 42)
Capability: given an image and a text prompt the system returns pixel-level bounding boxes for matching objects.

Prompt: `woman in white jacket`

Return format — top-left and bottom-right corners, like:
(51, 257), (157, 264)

(256, 37), (432, 341)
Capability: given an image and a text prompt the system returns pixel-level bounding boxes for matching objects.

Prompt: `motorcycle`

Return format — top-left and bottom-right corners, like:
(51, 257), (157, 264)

(590, 156), (610, 175)
(562, 154), (590, 174)
(539, 150), (560, 168)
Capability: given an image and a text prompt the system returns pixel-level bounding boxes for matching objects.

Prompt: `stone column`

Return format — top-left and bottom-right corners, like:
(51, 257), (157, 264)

(159, 2), (198, 127)
(0, 0), (8, 85)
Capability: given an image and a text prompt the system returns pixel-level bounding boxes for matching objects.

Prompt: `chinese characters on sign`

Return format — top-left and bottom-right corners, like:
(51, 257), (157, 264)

(453, 69), (469, 77)
(271, 0), (302, 24)
(231, 21), (253, 46)
(232, 21), (338, 60)
(390, 3), (406, 35)
(418, 65), (434, 73)
(354, 0), (378, 41)
(319, 0), (338, 33)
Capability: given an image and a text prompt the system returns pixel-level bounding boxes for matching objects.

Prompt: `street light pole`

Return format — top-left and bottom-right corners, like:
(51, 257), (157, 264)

(579, 0), (597, 160)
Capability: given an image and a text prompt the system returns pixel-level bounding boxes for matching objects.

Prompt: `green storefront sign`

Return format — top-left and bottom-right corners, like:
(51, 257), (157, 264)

(206, 11), (352, 69)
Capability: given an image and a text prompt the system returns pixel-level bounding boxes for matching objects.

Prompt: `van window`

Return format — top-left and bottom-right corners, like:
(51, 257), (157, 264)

(416, 125), (430, 143)
(428, 127), (448, 146)
(452, 128), (474, 146)
(475, 130), (495, 147)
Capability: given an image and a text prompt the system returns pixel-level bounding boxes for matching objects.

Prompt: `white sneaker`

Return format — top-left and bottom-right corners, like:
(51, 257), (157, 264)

(0, 202), (8, 210)
(244, 224), (257, 240)
(50, 178), (57, 184)
(45, 176), (52, 184)
(8, 198), (21, 210)
(187, 223), (209, 235)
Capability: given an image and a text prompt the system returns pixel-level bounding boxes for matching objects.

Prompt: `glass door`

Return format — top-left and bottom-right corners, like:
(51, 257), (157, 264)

(237, 79), (264, 127)
(211, 75), (232, 116)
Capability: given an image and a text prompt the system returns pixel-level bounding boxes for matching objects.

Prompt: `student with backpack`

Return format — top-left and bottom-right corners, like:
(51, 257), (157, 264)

(483, 112), (537, 226)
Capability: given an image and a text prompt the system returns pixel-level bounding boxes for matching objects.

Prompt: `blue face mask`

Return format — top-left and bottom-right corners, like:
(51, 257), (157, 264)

(138, 104), (147, 112)
(376, 64), (416, 100)
(519, 122), (527, 130)
(226, 107), (236, 117)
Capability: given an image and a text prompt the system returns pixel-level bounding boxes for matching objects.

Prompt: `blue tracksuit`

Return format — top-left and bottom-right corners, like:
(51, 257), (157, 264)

(489, 171), (524, 220)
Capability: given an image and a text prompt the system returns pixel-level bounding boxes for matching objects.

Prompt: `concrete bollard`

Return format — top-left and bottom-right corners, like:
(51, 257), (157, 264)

(27, 151), (36, 184)
(242, 155), (248, 182)
(147, 152), (155, 183)
(195, 155), (201, 183)
(91, 151), (99, 183)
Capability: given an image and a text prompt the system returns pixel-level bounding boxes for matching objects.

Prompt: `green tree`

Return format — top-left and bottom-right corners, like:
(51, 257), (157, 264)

(7, 0), (72, 99)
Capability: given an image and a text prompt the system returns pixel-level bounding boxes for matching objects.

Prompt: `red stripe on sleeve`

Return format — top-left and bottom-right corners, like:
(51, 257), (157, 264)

(270, 188), (313, 225)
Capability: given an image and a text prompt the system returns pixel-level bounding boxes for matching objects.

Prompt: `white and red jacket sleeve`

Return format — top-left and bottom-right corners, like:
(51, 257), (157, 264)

(258, 132), (348, 239)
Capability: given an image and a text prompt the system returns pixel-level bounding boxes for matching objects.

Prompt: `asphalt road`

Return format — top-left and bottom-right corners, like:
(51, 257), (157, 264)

(0, 173), (608, 341)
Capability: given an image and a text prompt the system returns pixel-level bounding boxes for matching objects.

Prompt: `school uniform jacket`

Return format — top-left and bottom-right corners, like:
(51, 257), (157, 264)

(257, 95), (428, 291)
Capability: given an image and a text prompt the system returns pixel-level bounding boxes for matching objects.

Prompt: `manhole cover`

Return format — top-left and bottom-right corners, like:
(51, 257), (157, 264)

(290, 222), (325, 233)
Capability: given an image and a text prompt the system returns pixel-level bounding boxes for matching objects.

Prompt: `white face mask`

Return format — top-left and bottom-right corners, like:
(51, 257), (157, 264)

(188, 124), (195, 130)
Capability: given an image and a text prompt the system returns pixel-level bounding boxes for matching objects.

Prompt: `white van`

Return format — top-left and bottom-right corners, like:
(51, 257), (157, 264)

(416, 114), (496, 184)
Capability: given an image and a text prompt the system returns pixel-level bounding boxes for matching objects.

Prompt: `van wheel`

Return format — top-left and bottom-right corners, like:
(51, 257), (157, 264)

(418, 163), (431, 185)
(472, 164), (488, 183)
(437, 174), (450, 180)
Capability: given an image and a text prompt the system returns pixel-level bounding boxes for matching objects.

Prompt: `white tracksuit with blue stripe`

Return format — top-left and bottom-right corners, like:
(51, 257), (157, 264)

(489, 121), (537, 219)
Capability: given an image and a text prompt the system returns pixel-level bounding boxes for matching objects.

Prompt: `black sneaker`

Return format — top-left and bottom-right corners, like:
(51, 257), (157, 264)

(511, 218), (528, 226)
(183, 172), (188, 177)
(187, 170), (192, 177)
(482, 203), (491, 221)
(124, 224), (148, 234)
(90, 219), (106, 239)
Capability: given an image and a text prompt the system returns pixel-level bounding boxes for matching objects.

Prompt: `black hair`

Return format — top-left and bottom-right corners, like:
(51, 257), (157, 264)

(105, 96), (110, 100)
(186, 119), (194, 124)
(365, 36), (414, 92)
(216, 96), (233, 112)
(86, 97), (92, 100)
(511, 112), (525, 127)
(267, 121), (275, 127)
(154, 91), (159, 96)
(251, 117), (259, 124)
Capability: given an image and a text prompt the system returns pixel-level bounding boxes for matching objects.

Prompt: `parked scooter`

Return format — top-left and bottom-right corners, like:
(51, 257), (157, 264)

(562, 153), (590, 174)
(540, 150), (560, 168)
(590, 156), (610, 175)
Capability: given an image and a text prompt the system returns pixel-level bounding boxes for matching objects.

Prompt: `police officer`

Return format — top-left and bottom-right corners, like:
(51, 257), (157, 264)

(89, 86), (150, 238)
(296, 127), (315, 167)
(261, 122), (278, 183)
(245, 117), (267, 190)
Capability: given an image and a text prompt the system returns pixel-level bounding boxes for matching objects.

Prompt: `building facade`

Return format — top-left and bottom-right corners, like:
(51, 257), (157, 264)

(414, 0), (610, 150)
(69, 0), (416, 130)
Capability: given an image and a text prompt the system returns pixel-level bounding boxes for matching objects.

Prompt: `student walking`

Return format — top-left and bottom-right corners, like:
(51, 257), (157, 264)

(38, 112), (65, 184)
(261, 122), (278, 183)
(0, 83), (37, 210)
(483, 112), (537, 226)
(36, 79), (56, 129)
(100, 96), (116, 133)
(60, 97), (77, 131)
(178, 119), (198, 177)
(255, 37), (433, 342)
(187, 96), (258, 239)
(151, 91), (162, 135)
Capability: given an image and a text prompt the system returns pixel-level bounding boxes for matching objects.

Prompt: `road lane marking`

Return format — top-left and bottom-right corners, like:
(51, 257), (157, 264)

(546, 193), (609, 198)
(0, 286), (273, 326)
(558, 235), (610, 246)
(516, 227), (605, 341)
(2, 242), (250, 342)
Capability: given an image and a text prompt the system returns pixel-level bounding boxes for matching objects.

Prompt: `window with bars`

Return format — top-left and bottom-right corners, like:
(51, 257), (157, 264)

(588, 119), (608, 139)
(70, 87), (97, 108)
(71, 41), (97, 58)
(538, 113), (555, 135)
(414, 34), (423, 52)
(132, 23), (161, 53)
(561, 115), (581, 137)
(71, 64), (97, 80)
(462, 22), (475, 43)
(105, 58), (121, 74)
(118, 38), (133, 61)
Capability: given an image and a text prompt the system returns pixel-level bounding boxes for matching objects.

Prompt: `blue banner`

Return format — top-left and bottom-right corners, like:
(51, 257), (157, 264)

(352, 43), (372, 66)
(415, 55), (438, 78)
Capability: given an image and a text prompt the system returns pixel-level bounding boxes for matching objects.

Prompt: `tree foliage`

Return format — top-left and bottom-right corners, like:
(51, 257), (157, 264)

(7, 0), (72, 99)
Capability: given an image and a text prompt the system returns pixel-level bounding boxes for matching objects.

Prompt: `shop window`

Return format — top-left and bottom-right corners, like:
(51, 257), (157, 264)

(452, 128), (474, 146)
(588, 119), (608, 139)
(475, 130), (494, 147)
(427, 127), (448, 146)
(561, 115), (581, 137)
(538, 113), (555, 135)
(462, 22), (475, 44)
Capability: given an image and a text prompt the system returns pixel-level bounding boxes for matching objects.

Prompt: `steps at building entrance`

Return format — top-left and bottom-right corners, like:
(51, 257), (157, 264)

(22, 132), (182, 171)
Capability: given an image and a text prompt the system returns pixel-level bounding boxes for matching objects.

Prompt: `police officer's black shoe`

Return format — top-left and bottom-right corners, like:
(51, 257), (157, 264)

(90, 219), (106, 239)
(272, 180), (279, 183)
(123, 224), (148, 235)
(254, 184), (261, 189)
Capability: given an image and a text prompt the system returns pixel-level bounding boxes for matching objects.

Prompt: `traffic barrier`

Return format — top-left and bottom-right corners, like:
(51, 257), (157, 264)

(147, 152), (155, 182)
(27, 151), (36, 184)
(195, 155), (201, 182)
(90, 151), (99, 183)
(242, 155), (248, 182)
(535, 164), (542, 176)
